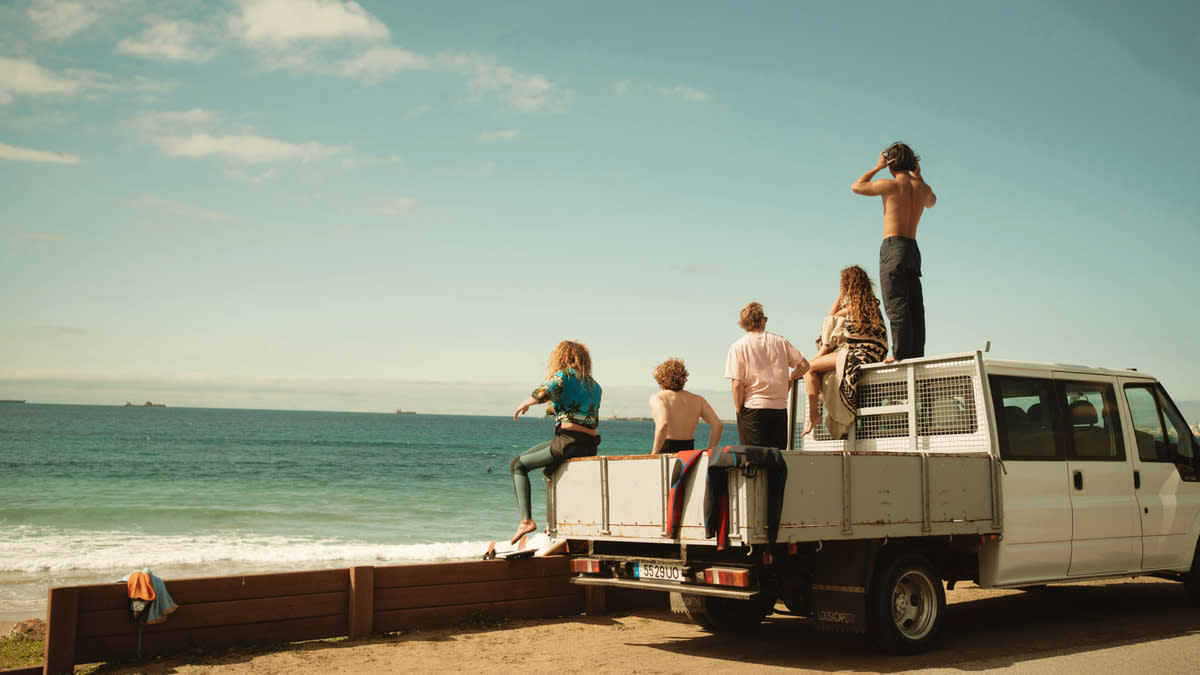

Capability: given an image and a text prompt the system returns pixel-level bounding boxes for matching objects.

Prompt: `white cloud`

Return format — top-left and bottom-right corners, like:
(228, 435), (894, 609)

(375, 197), (417, 216)
(0, 140), (80, 164)
(156, 133), (339, 164)
(614, 79), (630, 95)
(135, 109), (343, 165)
(338, 46), (431, 84)
(232, 0), (389, 47)
(26, 0), (105, 42)
(407, 104), (432, 118)
(660, 84), (710, 102)
(117, 19), (219, 63)
(0, 57), (81, 103)
(479, 129), (519, 142)
(0, 57), (173, 104)
(132, 194), (232, 221)
(447, 54), (571, 113)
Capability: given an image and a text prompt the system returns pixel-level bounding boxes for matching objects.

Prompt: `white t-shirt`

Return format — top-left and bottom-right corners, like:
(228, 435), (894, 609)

(725, 330), (807, 410)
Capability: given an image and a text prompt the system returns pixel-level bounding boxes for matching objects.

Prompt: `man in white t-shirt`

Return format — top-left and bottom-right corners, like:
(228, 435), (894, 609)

(725, 302), (810, 449)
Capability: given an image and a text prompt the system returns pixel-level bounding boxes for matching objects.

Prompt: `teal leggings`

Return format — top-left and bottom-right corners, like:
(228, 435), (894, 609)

(510, 441), (554, 521)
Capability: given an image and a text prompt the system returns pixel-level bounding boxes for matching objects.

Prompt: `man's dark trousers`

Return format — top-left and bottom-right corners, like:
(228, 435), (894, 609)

(880, 235), (925, 360)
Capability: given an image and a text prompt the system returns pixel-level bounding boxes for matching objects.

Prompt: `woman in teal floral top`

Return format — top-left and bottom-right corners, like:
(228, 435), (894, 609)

(510, 340), (602, 543)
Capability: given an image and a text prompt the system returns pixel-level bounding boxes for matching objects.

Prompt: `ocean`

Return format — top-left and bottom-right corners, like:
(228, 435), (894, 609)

(0, 403), (740, 622)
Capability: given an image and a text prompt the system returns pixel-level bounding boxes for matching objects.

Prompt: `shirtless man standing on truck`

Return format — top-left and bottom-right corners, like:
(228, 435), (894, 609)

(851, 142), (936, 361)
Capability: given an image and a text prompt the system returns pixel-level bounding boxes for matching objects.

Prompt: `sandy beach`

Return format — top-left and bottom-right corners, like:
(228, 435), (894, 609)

(3, 576), (1192, 673)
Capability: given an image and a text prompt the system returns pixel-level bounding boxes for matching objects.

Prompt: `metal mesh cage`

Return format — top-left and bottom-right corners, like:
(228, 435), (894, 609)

(793, 355), (991, 454)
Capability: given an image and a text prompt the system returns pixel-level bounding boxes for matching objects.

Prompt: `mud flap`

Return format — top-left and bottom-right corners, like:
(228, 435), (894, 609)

(811, 585), (868, 633)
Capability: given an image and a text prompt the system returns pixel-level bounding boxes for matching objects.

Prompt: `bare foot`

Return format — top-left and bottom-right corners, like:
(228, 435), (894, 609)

(883, 356), (896, 363)
(511, 519), (537, 544)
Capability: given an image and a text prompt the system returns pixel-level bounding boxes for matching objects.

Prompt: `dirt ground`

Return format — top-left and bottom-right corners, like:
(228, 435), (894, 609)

(17, 577), (1200, 673)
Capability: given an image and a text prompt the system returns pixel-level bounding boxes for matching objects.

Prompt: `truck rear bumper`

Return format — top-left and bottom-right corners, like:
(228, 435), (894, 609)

(570, 574), (758, 599)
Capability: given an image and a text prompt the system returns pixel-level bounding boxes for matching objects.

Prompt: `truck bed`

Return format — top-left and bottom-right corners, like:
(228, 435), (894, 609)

(549, 353), (1002, 547)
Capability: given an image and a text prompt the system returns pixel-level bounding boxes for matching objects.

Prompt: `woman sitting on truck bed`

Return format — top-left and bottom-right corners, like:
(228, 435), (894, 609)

(510, 340), (603, 544)
(801, 265), (888, 438)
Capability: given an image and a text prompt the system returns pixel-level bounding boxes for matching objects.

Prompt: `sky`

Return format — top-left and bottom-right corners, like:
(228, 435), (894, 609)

(1, 0), (1198, 419)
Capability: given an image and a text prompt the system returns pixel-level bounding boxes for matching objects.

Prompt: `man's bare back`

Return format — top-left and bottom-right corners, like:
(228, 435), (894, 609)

(649, 389), (723, 453)
(852, 152), (936, 239)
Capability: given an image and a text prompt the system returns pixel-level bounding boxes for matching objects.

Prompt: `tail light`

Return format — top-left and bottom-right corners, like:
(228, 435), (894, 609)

(570, 558), (603, 574)
(701, 567), (750, 587)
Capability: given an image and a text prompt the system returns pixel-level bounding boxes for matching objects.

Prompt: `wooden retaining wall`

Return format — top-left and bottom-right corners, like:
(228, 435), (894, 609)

(33, 556), (609, 675)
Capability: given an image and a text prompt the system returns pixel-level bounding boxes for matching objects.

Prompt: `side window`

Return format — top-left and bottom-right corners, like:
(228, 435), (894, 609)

(1125, 384), (1199, 480)
(990, 376), (1060, 460)
(1059, 380), (1124, 461)
(1125, 386), (1168, 462)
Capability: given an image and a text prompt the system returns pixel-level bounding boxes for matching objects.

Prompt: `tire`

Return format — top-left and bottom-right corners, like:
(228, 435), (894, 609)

(1184, 542), (1200, 606)
(866, 550), (946, 654)
(676, 593), (773, 633)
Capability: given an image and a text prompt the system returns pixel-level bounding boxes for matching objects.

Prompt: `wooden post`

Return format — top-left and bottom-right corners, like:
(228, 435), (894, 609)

(348, 566), (374, 639)
(43, 587), (78, 675)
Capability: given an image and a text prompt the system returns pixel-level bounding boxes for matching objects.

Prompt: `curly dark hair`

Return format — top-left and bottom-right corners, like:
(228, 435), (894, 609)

(841, 265), (883, 327)
(653, 358), (688, 391)
(884, 142), (920, 172)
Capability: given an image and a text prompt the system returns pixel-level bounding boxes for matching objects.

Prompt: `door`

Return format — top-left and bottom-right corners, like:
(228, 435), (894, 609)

(1056, 374), (1141, 576)
(1122, 381), (1200, 570)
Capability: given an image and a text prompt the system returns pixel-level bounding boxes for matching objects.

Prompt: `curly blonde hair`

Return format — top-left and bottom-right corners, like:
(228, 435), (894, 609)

(547, 340), (593, 379)
(738, 302), (766, 331)
(841, 266), (883, 327)
(653, 358), (688, 391)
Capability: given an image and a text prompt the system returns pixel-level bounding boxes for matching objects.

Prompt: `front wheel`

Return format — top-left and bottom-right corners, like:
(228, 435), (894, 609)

(673, 592), (774, 633)
(866, 550), (946, 654)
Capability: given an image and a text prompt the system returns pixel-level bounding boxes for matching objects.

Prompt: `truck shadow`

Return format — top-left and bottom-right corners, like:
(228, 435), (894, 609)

(639, 579), (1200, 671)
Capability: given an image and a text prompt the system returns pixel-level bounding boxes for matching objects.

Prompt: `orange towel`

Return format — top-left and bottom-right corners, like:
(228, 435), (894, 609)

(126, 571), (156, 602)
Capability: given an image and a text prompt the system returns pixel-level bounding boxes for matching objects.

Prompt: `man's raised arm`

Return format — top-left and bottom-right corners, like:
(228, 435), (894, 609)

(851, 152), (895, 196)
(913, 161), (937, 207)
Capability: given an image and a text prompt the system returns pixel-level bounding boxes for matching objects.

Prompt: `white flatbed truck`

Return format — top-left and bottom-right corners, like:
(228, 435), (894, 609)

(549, 352), (1200, 652)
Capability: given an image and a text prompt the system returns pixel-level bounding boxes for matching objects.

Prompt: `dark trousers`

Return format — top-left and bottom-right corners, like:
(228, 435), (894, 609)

(737, 407), (788, 450)
(880, 236), (925, 360)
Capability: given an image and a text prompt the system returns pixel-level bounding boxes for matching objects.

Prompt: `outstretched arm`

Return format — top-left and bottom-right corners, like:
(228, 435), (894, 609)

(851, 152), (894, 196)
(699, 397), (724, 449)
(513, 396), (539, 421)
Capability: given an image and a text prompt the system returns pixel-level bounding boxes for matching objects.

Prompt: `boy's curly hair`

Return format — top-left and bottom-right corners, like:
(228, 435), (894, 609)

(653, 358), (688, 391)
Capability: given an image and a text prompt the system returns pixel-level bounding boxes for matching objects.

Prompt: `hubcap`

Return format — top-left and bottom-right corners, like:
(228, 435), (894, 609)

(890, 569), (937, 640)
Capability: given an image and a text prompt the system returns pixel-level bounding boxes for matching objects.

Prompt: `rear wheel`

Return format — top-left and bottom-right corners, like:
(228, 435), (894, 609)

(673, 592), (774, 633)
(1184, 542), (1200, 606)
(866, 550), (945, 654)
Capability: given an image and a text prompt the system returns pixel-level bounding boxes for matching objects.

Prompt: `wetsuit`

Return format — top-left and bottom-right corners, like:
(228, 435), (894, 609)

(511, 369), (602, 522)
(661, 438), (695, 453)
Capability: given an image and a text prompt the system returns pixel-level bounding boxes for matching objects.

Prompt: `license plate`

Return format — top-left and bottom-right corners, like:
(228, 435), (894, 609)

(635, 562), (685, 582)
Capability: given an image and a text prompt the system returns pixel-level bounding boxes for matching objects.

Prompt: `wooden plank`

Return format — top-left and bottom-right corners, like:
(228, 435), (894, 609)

(348, 566), (374, 639)
(44, 586), (78, 675)
(75, 568), (349, 612)
(373, 595), (580, 633)
(376, 576), (574, 612)
(375, 557), (570, 588)
(78, 591), (348, 637)
(74, 615), (347, 663)
(0, 665), (44, 675)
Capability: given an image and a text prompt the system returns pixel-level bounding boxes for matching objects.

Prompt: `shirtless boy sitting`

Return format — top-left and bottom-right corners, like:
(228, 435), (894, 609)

(649, 358), (723, 454)
(851, 142), (937, 361)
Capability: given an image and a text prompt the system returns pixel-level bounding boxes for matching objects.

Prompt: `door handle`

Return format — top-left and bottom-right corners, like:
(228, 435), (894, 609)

(1073, 471), (1083, 490)
(1134, 471), (1141, 489)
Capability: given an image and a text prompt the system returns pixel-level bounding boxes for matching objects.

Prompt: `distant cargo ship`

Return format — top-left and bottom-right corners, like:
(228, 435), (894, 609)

(0, 399), (25, 404)
(394, 409), (416, 414)
(125, 401), (166, 407)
